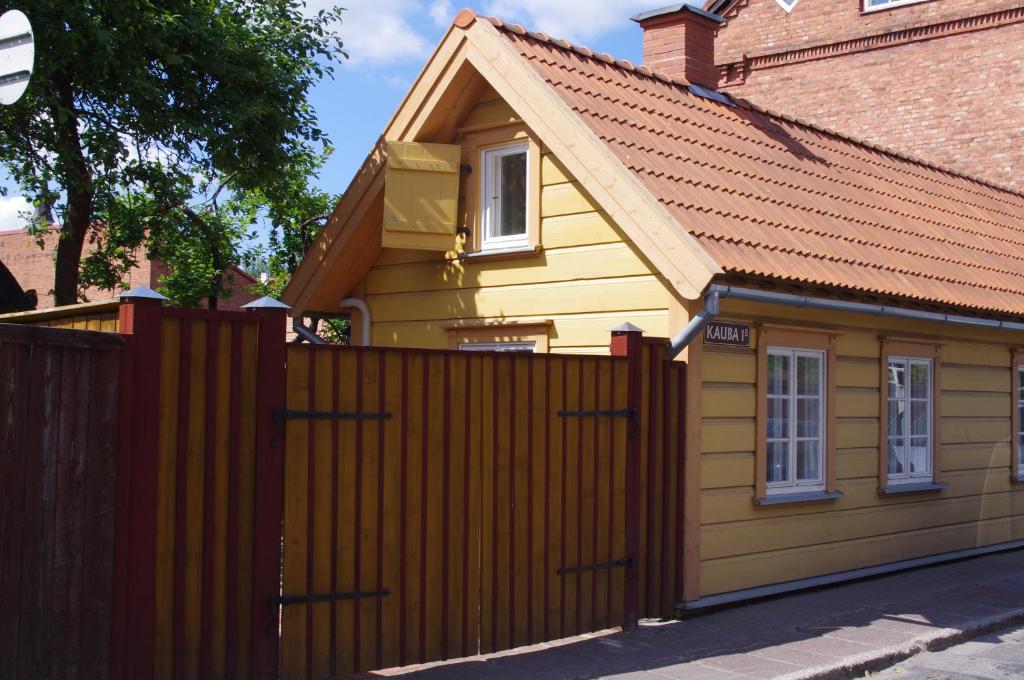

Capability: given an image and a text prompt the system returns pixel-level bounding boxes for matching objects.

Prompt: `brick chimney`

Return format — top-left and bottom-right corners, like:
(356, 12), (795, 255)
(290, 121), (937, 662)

(632, 4), (724, 90)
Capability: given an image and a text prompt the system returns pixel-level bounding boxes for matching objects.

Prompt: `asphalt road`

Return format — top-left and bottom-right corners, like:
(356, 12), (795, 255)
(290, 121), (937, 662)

(870, 623), (1024, 679)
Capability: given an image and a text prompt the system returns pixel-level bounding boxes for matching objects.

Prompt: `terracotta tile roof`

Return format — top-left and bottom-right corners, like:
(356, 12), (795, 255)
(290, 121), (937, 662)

(488, 18), (1024, 316)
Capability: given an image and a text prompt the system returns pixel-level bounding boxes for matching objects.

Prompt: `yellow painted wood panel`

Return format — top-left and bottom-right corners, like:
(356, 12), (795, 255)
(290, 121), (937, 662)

(701, 469), (1024, 525)
(701, 385), (755, 419)
(702, 419), (754, 454)
(700, 515), (1024, 596)
(702, 351), (755, 384)
(701, 453), (755, 490)
(942, 417), (1011, 445)
(541, 212), (626, 249)
(367, 276), (668, 324)
(541, 182), (599, 218)
(836, 358), (879, 388)
(701, 489), (1024, 562)
(836, 449), (878, 480)
(365, 242), (656, 296)
(371, 311), (670, 352)
(835, 333), (880, 358)
(835, 389), (877, 419)
(460, 97), (520, 129)
(943, 342), (1012, 367)
(153, 318), (182, 680)
(942, 365), (1011, 392)
(942, 392), (1010, 419)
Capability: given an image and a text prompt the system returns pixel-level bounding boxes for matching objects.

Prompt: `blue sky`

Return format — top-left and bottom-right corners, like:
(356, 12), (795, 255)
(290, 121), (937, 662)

(0, 1), (691, 230)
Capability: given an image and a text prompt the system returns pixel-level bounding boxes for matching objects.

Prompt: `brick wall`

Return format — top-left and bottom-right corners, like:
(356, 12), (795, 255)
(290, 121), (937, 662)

(712, 0), (1024, 188)
(714, 0), (1018, 63)
(0, 228), (258, 310)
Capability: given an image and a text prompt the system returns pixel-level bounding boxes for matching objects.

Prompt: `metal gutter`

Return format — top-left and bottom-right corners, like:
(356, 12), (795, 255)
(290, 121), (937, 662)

(708, 284), (1024, 333)
(341, 297), (372, 346)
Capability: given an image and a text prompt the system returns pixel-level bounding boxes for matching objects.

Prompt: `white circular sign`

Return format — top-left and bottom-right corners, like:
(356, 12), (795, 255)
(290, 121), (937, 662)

(0, 10), (34, 106)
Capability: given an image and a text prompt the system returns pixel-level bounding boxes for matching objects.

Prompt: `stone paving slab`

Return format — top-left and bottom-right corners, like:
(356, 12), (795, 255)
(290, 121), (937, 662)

(370, 550), (1024, 679)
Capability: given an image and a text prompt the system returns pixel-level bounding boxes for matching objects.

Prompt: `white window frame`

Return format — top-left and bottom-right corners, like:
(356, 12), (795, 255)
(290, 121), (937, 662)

(772, 0), (799, 13)
(863, 0), (929, 13)
(886, 356), (933, 484)
(766, 347), (826, 495)
(480, 142), (530, 252)
(1017, 365), (1024, 479)
(458, 341), (536, 353)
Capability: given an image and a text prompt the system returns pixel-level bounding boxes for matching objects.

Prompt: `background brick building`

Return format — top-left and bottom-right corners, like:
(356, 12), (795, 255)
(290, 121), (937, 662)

(0, 227), (259, 310)
(706, 0), (1024, 189)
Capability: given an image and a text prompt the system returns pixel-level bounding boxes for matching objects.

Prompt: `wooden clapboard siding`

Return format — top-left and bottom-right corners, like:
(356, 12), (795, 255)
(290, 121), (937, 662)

(149, 310), (264, 680)
(351, 90), (669, 354)
(0, 324), (122, 680)
(696, 299), (1024, 599)
(0, 300), (120, 333)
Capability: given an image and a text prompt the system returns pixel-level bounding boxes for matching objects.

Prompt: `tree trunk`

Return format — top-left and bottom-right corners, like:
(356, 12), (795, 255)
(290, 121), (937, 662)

(52, 79), (93, 306)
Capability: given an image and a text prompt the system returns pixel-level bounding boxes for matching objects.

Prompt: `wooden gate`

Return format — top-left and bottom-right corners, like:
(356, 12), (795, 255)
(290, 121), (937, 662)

(279, 346), (636, 679)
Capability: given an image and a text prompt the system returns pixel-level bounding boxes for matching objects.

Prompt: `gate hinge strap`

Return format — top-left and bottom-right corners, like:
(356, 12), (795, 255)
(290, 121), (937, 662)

(557, 408), (635, 419)
(276, 588), (391, 606)
(556, 558), (632, 575)
(273, 409), (393, 422)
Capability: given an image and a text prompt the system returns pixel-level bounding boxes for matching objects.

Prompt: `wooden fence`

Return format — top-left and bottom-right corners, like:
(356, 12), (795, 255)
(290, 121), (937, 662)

(0, 297), (686, 680)
(0, 324), (123, 680)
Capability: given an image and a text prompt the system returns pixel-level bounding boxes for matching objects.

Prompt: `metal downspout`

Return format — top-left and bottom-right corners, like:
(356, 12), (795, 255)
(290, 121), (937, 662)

(668, 290), (720, 359)
(341, 297), (372, 346)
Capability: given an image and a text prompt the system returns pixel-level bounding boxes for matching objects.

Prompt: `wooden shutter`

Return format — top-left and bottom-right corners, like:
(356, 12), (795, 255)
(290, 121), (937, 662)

(382, 141), (461, 251)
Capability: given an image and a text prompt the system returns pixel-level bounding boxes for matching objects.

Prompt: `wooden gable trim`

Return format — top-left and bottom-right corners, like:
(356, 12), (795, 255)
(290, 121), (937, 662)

(284, 12), (721, 315)
(463, 18), (720, 300)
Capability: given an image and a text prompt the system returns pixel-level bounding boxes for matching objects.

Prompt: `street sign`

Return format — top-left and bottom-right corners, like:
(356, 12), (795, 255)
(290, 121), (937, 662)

(0, 9), (33, 106)
(703, 320), (751, 347)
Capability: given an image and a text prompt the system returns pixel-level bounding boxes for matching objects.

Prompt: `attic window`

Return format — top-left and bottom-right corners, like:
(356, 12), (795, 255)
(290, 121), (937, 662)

(481, 142), (529, 251)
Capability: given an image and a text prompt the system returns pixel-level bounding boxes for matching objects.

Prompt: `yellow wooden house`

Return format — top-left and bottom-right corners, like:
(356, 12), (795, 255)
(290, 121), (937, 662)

(283, 6), (1024, 607)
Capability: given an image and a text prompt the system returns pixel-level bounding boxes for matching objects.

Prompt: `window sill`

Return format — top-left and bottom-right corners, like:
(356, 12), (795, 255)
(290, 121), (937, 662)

(754, 490), (843, 507)
(457, 245), (541, 263)
(879, 481), (947, 496)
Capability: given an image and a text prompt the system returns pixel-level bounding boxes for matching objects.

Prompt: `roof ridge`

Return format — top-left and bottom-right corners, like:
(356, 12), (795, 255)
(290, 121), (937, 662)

(461, 9), (1024, 203)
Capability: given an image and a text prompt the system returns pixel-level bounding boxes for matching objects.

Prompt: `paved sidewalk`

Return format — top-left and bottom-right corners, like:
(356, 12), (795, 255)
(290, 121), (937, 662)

(872, 621), (1024, 679)
(373, 549), (1024, 680)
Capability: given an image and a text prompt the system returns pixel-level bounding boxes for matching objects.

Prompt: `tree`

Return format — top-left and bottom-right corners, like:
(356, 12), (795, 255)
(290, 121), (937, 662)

(0, 0), (345, 305)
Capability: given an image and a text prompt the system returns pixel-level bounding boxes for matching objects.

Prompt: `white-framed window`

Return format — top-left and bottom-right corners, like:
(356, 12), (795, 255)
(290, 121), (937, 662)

(480, 142), (529, 251)
(458, 341), (536, 353)
(766, 347), (826, 493)
(863, 0), (929, 12)
(886, 357), (933, 484)
(1017, 366), (1024, 478)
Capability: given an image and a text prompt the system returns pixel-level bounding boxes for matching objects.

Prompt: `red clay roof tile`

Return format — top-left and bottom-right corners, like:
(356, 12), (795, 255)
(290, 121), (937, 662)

(494, 24), (1024, 316)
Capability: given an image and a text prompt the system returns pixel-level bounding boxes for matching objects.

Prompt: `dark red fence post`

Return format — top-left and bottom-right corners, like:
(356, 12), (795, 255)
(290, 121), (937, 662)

(244, 297), (289, 680)
(111, 287), (167, 680)
(609, 323), (644, 631)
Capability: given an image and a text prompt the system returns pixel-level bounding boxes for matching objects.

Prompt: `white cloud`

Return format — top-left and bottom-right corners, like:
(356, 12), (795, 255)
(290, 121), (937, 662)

(306, 0), (434, 67)
(429, 0), (454, 26)
(481, 0), (656, 43)
(0, 196), (32, 230)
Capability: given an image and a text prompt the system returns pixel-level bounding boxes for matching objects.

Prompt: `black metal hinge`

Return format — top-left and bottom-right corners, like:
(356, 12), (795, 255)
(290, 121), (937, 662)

(557, 408), (635, 419)
(273, 409), (393, 423)
(557, 558), (632, 575)
(276, 588), (391, 606)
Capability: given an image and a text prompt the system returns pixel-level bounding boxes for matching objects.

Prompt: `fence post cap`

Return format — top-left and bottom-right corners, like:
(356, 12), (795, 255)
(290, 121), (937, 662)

(242, 296), (291, 311)
(119, 285), (168, 301)
(610, 322), (645, 334)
